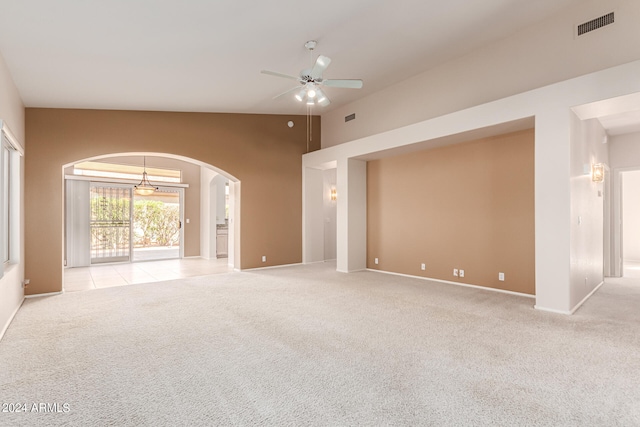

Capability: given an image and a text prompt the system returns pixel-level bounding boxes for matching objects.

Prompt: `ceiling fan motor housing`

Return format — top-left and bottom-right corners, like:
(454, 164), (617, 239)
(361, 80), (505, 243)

(260, 41), (362, 107)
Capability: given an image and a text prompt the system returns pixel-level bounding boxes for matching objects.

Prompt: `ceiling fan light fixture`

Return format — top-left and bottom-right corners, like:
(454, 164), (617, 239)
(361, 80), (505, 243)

(295, 88), (306, 102)
(262, 41), (362, 108)
(316, 89), (330, 107)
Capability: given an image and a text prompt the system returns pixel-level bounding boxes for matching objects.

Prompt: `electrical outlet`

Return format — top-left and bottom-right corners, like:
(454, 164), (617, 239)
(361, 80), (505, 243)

(453, 269), (458, 277)
(459, 269), (464, 278)
(374, 258), (379, 265)
(421, 263), (426, 271)
(499, 272), (505, 281)
(262, 256), (266, 262)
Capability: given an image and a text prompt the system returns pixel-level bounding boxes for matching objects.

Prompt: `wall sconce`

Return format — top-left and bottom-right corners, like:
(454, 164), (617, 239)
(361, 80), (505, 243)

(592, 163), (604, 183)
(330, 187), (337, 201)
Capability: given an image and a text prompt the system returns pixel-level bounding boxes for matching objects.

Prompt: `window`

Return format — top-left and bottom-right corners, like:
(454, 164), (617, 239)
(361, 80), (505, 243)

(0, 120), (23, 276)
(2, 143), (10, 263)
(73, 161), (181, 183)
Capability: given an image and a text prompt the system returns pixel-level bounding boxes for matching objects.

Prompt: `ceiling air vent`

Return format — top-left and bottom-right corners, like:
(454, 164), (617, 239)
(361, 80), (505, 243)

(577, 12), (614, 36)
(345, 113), (356, 123)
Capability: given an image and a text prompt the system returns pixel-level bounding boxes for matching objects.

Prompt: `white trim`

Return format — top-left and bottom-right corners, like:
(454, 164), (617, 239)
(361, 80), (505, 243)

(534, 305), (572, 315)
(337, 268), (367, 273)
(367, 268), (536, 299)
(0, 296), (24, 342)
(65, 174), (189, 188)
(177, 187), (185, 260)
(243, 262), (303, 271)
(569, 281), (605, 315)
(0, 120), (24, 155)
(25, 291), (63, 299)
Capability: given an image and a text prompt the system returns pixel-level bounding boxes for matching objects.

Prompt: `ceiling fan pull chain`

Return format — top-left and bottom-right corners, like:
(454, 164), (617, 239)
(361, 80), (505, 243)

(306, 105), (311, 153)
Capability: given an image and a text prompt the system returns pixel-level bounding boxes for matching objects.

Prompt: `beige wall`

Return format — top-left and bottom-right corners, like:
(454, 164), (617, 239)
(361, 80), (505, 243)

(25, 108), (320, 295)
(367, 129), (535, 294)
(0, 57), (24, 143)
(0, 50), (25, 337)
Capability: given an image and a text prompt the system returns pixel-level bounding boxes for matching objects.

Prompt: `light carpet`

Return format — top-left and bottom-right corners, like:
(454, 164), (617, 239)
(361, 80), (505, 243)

(1, 263), (639, 426)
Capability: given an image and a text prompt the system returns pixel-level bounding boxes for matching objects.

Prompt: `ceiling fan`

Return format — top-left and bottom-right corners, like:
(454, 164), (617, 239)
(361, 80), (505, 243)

(261, 40), (363, 107)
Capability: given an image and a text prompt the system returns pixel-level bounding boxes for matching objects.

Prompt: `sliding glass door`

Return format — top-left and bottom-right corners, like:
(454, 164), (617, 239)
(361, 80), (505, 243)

(88, 184), (183, 265)
(132, 188), (183, 262)
(90, 185), (131, 264)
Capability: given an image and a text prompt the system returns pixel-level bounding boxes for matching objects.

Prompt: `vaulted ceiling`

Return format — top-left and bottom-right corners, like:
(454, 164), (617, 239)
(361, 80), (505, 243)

(0, 0), (584, 115)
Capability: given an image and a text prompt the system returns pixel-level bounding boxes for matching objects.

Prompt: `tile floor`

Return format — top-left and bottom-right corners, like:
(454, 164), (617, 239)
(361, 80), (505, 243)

(64, 258), (233, 292)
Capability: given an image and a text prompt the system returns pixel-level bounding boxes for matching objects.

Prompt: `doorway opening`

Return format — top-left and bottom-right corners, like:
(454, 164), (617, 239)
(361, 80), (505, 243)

(64, 153), (240, 291)
(620, 169), (640, 278)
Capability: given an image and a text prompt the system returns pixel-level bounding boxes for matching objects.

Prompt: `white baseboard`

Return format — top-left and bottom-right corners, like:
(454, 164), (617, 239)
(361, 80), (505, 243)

(0, 296), (24, 342)
(366, 268), (536, 299)
(244, 262), (303, 272)
(338, 268), (367, 273)
(569, 281), (605, 314)
(25, 291), (63, 299)
(535, 281), (605, 315)
(533, 305), (572, 315)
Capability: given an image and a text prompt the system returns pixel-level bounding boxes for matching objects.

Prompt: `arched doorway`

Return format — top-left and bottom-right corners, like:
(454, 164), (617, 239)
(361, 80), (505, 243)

(62, 153), (240, 291)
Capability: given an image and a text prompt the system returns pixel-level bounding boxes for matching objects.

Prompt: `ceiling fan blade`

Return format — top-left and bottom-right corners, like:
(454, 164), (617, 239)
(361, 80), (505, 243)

(272, 86), (302, 100)
(324, 79), (363, 89)
(310, 55), (332, 79)
(261, 70), (300, 81)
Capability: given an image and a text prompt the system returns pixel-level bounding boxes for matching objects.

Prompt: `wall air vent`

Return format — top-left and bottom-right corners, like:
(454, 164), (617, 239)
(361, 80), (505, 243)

(345, 113), (356, 123)
(577, 12), (614, 36)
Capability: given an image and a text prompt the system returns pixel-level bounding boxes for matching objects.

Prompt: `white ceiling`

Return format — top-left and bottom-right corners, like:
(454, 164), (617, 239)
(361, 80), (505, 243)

(0, 0), (586, 115)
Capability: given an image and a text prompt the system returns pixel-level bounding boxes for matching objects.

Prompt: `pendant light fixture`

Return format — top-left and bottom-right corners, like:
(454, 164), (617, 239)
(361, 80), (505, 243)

(134, 156), (158, 196)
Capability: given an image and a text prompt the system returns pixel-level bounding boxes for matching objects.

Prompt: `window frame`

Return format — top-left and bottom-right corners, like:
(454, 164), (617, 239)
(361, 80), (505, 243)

(0, 120), (24, 275)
